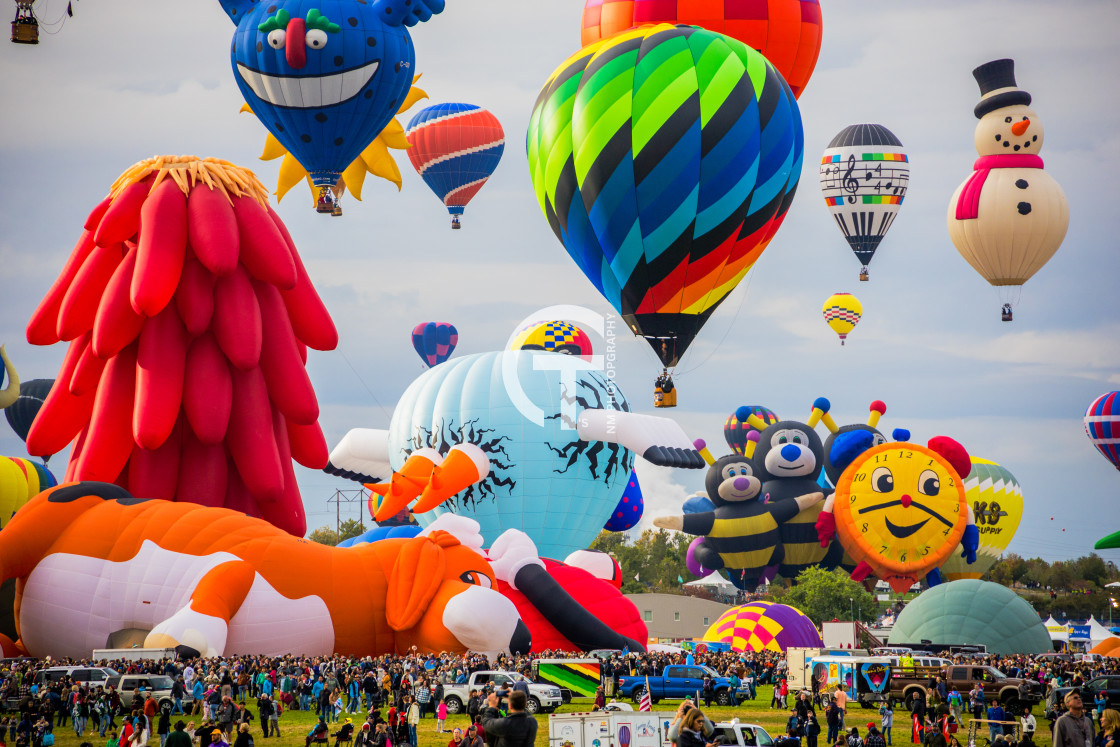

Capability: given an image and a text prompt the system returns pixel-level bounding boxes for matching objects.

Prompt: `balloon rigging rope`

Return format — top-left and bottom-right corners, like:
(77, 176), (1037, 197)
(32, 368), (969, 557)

(336, 346), (393, 425)
(31, 0), (72, 32)
(674, 250), (764, 379)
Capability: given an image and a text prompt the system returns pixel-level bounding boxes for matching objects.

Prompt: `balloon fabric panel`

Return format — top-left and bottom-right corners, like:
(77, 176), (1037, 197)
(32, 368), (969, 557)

(405, 103), (505, 216)
(527, 25), (802, 367)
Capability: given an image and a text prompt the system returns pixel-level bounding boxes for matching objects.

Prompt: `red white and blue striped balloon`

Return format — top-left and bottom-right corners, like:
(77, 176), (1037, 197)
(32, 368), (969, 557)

(412, 322), (458, 367)
(1085, 392), (1120, 472)
(405, 103), (505, 227)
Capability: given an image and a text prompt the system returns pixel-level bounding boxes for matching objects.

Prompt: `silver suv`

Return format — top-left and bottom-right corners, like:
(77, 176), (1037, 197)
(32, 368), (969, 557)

(105, 674), (187, 711)
(34, 666), (119, 688)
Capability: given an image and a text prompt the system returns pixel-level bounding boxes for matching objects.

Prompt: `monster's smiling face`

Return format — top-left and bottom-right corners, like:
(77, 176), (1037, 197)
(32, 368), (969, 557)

(220, 0), (421, 186)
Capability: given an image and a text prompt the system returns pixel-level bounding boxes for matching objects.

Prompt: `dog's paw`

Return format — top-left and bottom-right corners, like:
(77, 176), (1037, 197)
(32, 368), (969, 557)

(146, 607), (228, 657)
(487, 529), (545, 590)
(419, 513), (485, 555)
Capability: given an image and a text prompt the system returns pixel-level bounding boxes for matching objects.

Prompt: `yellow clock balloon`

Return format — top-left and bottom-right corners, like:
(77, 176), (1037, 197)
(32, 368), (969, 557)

(833, 442), (968, 592)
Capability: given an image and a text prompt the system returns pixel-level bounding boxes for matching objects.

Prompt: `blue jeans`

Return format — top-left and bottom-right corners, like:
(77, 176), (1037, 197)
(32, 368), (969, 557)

(174, 698), (184, 715)
(827, 725), (839, 743)
(989, 726), (1002, 742)
(408, 725), (417, 745)
(885, 728), (892, 746)
(300, 695), (310, 711)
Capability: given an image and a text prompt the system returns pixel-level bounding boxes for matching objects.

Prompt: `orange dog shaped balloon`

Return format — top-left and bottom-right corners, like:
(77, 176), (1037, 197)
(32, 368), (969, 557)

(0, 482), (532, 659)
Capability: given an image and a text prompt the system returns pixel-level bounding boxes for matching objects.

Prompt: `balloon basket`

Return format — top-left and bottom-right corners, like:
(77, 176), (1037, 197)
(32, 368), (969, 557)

(450, 216), (461, 230)
(859, 270), (869, 282)
(330, 204), (343, 217)
(315, 186), (334, 214)
(11, 1), (37, 45)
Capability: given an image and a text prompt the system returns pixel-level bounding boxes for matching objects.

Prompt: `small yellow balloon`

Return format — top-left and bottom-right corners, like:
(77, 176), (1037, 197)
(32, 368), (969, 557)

(822, 292), (863, 345)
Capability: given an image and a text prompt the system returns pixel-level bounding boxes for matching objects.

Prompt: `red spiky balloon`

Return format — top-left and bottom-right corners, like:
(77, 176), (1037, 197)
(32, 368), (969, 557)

(25, 156), (338, 536)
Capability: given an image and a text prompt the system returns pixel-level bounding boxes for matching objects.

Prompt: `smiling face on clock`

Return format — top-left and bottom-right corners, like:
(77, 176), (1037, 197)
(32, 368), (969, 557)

(836, 442), (967, 572)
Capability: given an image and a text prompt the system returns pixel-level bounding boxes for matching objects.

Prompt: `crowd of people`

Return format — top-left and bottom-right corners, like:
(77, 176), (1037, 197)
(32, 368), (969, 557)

(0, 649), (1116, 747)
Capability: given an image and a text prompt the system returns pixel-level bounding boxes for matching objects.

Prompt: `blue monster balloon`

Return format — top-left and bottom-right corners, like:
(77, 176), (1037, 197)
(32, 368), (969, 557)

(218, 0), (445, 206)
(388, 351), (635, 559)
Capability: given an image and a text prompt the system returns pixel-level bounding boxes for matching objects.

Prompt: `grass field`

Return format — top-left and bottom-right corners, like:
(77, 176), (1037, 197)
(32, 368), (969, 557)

(36, 686), (1054, 747)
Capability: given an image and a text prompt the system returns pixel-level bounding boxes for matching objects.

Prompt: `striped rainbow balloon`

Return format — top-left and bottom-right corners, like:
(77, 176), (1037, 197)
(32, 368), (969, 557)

(405, 103), (505, 228)
(527, 24), (803, 368)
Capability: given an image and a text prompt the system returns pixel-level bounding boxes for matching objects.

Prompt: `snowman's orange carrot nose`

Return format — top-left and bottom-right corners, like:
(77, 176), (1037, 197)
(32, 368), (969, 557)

(286, 17), (307, 69)
(1011, 119), (1030, 136)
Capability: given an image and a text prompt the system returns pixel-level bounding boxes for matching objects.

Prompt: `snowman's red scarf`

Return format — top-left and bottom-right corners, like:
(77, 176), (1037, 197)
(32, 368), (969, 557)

(955, 154), (1044, 220)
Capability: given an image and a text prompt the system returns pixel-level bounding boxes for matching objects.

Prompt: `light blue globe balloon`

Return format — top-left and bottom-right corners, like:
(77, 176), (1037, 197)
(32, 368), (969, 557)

(388, 351), (634, 559)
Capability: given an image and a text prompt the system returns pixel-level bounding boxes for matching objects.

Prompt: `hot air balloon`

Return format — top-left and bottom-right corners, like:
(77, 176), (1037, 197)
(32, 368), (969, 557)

(724, 406), (778, 457)
(822, 293), (862, 345)
(939, 457), (1023, 581)
(405, 103), (505, 229)
(411, 322), (458, 367)
(1085, 392), (1120, 472)
(527, 25), (804, 371)
(509, 321), (593, 358)
(579, 0), (823, 99)
(219, 0), (447, 213)
(4, 378), (53, 454)
(820, 124), (909, 281)
(947, 59), (1068, 320)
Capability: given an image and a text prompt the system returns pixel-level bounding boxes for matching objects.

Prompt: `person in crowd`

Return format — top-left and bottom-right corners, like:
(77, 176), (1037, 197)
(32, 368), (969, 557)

(1097, 709), (1118, 747)
(305, 717), (329, 747)
(1055, 692), (1095, 747)
(675, 709), (714, 747)
(847, 727), (863, 747)
(480, 691), (537, 747)
(987, 701), (1006, 743)
(865, 724), (886, 747)
(232, 724), (252, 747)
(879, 701), (894, 747)
(331, 719), (354, 747)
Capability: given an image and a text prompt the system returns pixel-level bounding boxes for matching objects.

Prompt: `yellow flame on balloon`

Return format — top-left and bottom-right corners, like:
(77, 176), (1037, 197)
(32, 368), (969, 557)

(240, 75), (428, 205)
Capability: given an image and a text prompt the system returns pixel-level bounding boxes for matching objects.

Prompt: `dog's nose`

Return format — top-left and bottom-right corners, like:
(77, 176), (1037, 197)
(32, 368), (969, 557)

(509, 619), (532, 654)
(780, 444), (801, 462)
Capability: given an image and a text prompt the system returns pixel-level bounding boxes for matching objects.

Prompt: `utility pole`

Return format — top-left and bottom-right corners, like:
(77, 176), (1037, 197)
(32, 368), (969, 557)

(326, 488), (370, 539)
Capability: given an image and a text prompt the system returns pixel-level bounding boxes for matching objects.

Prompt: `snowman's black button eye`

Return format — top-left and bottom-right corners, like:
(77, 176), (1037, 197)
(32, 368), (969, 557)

(1005, 116), (1013, 123)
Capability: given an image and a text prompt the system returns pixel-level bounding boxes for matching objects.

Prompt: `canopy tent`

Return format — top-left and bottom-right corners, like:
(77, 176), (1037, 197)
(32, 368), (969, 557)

(685, 573), (738, 590)
(1087, 616), (1114, 645)
(1044, 615), (1069, 642)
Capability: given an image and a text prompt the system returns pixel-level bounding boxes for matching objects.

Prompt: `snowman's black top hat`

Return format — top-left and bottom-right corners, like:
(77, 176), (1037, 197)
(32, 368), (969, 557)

(972, 58), (1032, 119)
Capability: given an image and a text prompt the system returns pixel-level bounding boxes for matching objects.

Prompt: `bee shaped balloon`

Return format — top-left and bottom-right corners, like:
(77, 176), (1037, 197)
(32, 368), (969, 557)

(218, 0), (446, 210)
(816, 434), (978, 593)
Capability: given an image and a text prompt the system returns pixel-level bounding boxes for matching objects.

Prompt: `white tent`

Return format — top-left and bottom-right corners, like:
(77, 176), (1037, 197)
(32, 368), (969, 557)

(1087, 616), (1113, 645)
(1043, 616), (1069, 642)
(685, 574), (738, 590)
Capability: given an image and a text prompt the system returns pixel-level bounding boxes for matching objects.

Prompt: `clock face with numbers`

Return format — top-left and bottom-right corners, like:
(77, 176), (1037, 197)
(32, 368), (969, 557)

(834, 442), (968, 582)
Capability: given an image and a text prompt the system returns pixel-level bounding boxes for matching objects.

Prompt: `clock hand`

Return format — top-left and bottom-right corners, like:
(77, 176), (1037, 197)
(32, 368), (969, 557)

(909, 499), (955, 528)
(856, 500), (903, 514)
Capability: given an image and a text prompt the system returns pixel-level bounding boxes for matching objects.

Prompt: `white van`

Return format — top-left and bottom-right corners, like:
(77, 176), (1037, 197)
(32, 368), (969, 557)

(34, 666), (119, 688)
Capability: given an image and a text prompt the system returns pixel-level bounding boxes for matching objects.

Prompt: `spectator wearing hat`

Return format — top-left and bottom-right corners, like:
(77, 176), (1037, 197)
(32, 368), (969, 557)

(165, 722), (190, 747)
(332, 719), (354, 747)
(306, 717), (329, 747)
(354, 723), (373, 747)
(865, 724), (886, 747)
(211, 730), (230, 747)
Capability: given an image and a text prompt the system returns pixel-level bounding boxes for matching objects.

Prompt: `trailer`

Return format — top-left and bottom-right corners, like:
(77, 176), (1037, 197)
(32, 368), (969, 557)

(92, 648), (181, 662)
(786, 648), (871, 692)
(549, 711), (676, 747)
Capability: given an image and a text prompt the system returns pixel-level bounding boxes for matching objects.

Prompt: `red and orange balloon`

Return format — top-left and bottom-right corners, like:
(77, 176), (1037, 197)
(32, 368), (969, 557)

(579, 0), (823, 98)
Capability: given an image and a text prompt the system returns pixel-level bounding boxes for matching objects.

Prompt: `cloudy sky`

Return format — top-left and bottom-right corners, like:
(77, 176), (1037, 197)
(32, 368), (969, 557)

(1, 1), (1117, 566)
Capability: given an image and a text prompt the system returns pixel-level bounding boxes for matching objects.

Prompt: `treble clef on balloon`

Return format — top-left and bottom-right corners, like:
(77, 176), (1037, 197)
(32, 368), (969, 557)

(843, 154), (859, 203)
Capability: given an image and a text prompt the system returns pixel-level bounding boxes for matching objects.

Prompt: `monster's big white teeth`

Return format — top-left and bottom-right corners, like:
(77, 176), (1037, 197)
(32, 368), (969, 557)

(236, 60), (380, 108)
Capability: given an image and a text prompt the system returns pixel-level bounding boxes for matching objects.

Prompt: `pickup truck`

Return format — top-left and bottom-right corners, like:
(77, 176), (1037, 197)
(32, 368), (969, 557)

(888, 665), (1043, 710)
(618, 665), (739, 706)
(441, 670), (563, 715)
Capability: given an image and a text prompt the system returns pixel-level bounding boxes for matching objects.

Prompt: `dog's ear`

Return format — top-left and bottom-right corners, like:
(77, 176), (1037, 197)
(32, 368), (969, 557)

(386, 531), (460, 631)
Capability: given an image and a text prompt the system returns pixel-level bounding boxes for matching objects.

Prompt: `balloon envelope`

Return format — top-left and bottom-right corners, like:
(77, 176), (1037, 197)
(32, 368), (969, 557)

(724, 406), (778, 456)
(412, 322), (458, 367)
(603, 470), (643, 531)
(939, 457), (1023, 581)
(527, 24), (804, 367)
(579, 0), (824, 99)
(4, 378), (53, 447)
(822, 292), (862, 344)
(819, 124), (909, 273)
(1085, 392), (1120, 472)
(702, 601), (822, 652)
(405, 103), (505, 223)
(510, 321), (593, 358)
(388, 351), (635, 559)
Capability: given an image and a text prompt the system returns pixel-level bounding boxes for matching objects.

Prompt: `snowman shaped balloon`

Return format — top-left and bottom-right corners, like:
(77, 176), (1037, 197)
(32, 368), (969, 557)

(948, 59), (1069, 321)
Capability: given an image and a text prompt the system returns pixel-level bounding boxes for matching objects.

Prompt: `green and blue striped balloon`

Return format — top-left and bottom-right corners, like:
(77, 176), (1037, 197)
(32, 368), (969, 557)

(527, 24), (803, 367)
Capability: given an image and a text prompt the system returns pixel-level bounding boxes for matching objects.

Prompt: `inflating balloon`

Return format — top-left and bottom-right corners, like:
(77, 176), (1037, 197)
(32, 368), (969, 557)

(947, 59), (1068, 320)
(1085, 392), (1120, 472)
(724, 406), (778, 457)
(604, 470), (643, 531)
(0, 484), (536, 658)
(24, 156), (337, 536)
(702, 601), (822, 652)
(241, 75), (430, 212)
(939, 457), (1022, 581)
(4, 379), (53, 452)
(818, 436), (978, 593)
(412, 322), (458, 367)
(405, 103), (505, 229)
(527, 24), (803, 368)
(219, 0), (448, 212)
(822, 293), (862, 345)
(0, 457), (54, 528)
(819, 124), (909, 281)
(0, 347), (19, 411)
(578, 0), (823, 99)
(509, 321), (593, 358)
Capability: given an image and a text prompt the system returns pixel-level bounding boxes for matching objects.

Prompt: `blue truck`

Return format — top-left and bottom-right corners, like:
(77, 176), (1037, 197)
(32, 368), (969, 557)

(618, 665), (739, 706)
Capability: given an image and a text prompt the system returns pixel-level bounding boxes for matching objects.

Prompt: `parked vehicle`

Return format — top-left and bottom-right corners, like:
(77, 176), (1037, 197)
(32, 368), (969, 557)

(441, 670), (562, 715)
(1082, 674), (1120, 708)
(550, 711), (675, 747)
(33, 666), (118, 688)
(532, 658), (602, 702)
(105, 673), (190, 711)
(888, 664), (1042, 710)
(618, 665), (738, 706)
(807, 656), (893, 708)
(92, 648), (180, 663)
(710, 720), (775, 747)
(786, 648), (871, 692)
